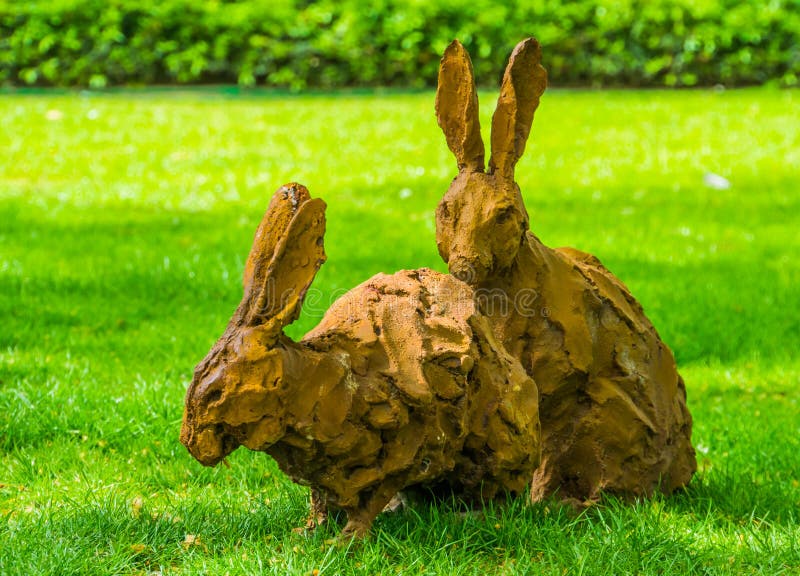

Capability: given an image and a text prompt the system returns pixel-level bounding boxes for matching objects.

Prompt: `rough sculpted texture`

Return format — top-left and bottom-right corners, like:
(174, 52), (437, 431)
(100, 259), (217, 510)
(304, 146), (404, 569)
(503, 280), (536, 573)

(181, 38), (696, 537)
(435, 39), (696, 501)
(181, 183), (540, 537)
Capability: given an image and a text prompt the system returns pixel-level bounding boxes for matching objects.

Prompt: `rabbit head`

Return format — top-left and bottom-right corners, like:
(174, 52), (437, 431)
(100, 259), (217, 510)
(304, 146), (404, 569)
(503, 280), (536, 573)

(180, 183), (326, 466)
(435, 39), (547, 284)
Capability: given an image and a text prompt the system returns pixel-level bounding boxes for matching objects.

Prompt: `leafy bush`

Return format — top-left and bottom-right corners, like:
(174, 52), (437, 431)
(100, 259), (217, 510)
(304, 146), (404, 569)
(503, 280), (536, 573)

(1, 0), (798, 88)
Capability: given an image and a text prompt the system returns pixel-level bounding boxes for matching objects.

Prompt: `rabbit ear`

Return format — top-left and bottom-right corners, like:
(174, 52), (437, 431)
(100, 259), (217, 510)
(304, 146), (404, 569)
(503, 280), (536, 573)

(489, 38), (547, 179)
(242, 183), (327, 338)
(436, 40), (485, 172)
(242, 183), (312, 298)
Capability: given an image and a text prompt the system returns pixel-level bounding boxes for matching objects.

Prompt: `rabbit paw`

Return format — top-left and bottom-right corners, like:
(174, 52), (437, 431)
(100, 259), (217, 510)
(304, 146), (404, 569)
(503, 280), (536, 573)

(340, 519), (370, 540)
(293, 489), (329, 534)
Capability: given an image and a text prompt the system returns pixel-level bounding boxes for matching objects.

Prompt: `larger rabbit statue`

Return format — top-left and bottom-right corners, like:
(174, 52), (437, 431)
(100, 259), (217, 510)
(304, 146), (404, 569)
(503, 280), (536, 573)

(434, 38), (695, 502)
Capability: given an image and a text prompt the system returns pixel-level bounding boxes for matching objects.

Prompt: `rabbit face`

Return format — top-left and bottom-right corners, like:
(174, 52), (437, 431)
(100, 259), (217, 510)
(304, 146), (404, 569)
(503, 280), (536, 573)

(182, 183), (327, 467)
(181, 326), (286, 466)
(436, 171), (528, 284)
(435, 39), (546, 285)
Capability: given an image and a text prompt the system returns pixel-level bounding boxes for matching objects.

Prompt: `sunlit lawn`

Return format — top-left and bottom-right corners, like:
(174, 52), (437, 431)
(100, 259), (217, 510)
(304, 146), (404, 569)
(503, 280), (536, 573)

(1, 87), (798, 574)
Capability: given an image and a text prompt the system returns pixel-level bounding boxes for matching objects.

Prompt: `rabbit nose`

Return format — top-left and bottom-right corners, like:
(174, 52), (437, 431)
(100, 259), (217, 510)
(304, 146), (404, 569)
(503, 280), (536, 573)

(191, 428), (225, 466)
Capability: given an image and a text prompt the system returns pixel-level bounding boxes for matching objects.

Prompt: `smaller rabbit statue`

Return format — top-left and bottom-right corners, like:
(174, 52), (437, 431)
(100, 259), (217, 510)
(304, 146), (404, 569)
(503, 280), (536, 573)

(181, 183), (540, 537)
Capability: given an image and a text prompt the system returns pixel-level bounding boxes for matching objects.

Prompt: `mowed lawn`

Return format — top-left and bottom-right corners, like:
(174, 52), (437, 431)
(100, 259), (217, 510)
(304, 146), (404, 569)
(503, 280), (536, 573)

(1, 87), (798, 575)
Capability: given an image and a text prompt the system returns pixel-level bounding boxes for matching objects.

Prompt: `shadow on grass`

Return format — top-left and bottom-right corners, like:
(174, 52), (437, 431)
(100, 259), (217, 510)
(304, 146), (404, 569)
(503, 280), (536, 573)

(7, 473), (795, 576)
(678, 470), (799, 526)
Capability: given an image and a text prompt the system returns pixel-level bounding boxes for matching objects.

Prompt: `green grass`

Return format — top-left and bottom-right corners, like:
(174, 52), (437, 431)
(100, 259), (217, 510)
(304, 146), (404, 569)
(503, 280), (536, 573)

(1, 87), (799, 575)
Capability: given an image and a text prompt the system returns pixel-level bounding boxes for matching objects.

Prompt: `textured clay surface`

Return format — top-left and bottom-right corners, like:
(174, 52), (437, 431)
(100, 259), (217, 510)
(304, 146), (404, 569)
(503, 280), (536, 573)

(435, 39), (696, 502)
(181, 183), (540, 537)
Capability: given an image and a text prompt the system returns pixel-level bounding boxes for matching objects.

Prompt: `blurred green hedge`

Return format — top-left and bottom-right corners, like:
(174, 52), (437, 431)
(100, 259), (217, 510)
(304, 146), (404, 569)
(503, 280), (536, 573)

(2, 0), (798, 88)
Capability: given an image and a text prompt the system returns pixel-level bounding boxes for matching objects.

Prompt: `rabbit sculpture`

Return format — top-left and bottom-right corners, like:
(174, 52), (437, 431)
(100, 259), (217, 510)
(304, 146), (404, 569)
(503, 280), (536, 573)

(434, 38), (696, 502)
(181, 183), (540, 537)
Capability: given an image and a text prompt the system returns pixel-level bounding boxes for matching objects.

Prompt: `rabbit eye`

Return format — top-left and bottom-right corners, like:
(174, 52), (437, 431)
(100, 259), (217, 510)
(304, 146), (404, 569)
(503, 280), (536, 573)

(207, 389), (223, 404)
(495, 208), (514, 224)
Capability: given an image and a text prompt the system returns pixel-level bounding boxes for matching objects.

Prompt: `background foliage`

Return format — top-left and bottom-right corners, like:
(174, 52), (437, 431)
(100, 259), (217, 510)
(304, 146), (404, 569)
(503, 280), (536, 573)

(1, 0), (799, 89)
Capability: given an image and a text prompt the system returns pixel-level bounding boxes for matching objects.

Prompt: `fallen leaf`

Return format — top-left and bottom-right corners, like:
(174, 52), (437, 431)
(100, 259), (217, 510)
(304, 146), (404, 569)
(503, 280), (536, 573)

(182, 533), (207, 551)
(131, 496), (144, 518)
(703, 172), (731, 190)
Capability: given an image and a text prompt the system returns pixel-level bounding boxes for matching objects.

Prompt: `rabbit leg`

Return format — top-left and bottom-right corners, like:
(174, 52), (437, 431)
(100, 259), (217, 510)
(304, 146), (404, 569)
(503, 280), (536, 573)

(382, 490), (408, 513)
(294, 488), (329, 533)
(341, 483), (402, 538)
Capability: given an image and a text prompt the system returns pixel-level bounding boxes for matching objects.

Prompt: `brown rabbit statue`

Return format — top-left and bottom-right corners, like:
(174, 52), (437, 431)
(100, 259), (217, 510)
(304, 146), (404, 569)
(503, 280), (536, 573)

(181, 183), (540, 537)
(434, 38), (696, 502)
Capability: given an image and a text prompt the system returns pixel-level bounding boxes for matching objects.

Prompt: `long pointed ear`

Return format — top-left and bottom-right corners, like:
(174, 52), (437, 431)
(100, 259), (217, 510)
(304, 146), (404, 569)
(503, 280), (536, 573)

(242, 183), (312, 297)
(242, 183), (326, 338)
(436, 40), (485, 172)
(489, 38), (547, 179)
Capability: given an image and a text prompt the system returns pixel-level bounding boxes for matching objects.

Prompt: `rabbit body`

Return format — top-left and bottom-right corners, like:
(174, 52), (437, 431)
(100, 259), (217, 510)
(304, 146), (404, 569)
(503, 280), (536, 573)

(434, 40), (696, 502)
(273, 269), (539, 534)
(181, 184), (540, 537)
(468, 223), (695, 501)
